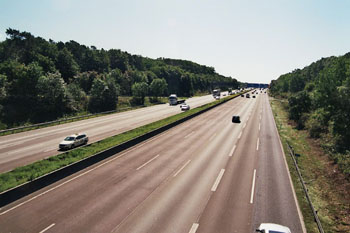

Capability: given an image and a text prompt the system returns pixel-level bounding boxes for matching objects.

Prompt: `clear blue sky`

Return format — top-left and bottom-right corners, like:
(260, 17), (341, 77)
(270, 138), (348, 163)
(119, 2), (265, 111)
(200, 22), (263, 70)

(1, 0), (350, 84)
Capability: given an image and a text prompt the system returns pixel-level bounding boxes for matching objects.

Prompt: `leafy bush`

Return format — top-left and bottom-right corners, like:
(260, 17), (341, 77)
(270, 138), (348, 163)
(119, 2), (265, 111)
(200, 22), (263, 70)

(306, 108), (329, 138)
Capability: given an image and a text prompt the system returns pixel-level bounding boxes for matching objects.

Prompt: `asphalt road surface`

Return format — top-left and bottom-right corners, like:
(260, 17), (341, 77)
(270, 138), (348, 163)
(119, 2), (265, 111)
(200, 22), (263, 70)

(0, 93), (223, 173)
(0, 91), (305, 233)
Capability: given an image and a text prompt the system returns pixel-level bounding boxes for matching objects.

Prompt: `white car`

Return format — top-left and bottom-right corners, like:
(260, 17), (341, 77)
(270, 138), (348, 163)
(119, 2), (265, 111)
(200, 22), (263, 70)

(59, 133), (89, 150)
(256, 223), (291, 233)
(180, 103), (190, 111)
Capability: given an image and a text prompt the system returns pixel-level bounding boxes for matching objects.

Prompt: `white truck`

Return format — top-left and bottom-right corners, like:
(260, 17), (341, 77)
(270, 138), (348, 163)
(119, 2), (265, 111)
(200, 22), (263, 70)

(212, 89), (221, 99)
(168, 94), (185, 105)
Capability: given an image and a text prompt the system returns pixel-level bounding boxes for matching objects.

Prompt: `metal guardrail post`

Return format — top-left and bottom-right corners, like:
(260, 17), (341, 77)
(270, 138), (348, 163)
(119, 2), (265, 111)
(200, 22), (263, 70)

(287, 142), (324, 233)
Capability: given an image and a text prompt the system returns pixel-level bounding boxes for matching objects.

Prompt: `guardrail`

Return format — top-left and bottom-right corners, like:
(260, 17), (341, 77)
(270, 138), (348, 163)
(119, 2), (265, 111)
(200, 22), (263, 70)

(287, 142), (324, 233)
(0, 107), (139, 135)
(0, 94), (238, 207)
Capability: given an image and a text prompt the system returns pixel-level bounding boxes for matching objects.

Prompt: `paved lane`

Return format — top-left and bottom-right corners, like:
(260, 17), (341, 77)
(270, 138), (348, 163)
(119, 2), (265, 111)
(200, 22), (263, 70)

(0, 91), (304, 233)
(0, 94), (219, 173)
(251, 94), (306, 232)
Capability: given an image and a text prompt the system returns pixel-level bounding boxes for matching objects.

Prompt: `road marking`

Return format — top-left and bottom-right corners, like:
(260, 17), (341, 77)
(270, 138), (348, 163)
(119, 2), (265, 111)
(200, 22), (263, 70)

(0, 134), (167, 216)
(185, 131), (195, 138)
(259, 123), (261, 131)
(238, 131), (242, 139)
(229, 145), (236, 157)
(243, 123), (246, 129)
(136, 154), (160, 170)
(189, 223), (199, 233)
(39, 223), (55, 233)
(173, 160), (191, 177)
(260, 115), (262, 120)
(256, 138), (260, 151)
(211, 169), (225, 192)
(250, 169), (256, 204)
(209, 133), (217, 141)
(44, 147), (57, 153)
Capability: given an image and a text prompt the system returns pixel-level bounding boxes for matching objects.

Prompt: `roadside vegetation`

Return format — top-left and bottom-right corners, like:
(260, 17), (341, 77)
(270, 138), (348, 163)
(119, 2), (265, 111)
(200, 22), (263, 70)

(0, 93), (239, 193)
(271, 96), (350, 232)
(0, 28), (240, 130)
(0, 96), (170, 136)
(270, 53), (350, 178)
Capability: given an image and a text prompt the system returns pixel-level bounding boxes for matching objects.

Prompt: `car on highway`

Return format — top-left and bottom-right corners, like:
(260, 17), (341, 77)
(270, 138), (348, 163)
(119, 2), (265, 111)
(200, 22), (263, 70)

(256, 223), (291, 233)
(180, 103), (190, 111)
(253, 95), (256, 98)
(232, 115), (241, 123)
(246, 93), (250, 98)
(59, 133), (89, 150)
(241, 94), (244, 97)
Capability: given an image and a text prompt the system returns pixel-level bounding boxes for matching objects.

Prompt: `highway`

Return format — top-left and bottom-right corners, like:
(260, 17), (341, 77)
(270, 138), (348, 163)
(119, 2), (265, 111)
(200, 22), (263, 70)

(0, 94), (218, 173)
(0, 91), (305, 232)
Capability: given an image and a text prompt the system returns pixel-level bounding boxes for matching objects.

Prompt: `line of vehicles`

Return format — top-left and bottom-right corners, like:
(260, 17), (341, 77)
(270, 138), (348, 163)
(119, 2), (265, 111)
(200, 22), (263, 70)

(57, 89), (291, 232)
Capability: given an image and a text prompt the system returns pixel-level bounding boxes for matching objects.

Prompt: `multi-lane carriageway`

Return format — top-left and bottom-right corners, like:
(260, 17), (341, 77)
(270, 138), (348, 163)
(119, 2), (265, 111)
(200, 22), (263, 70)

(0, 92), (306, 233)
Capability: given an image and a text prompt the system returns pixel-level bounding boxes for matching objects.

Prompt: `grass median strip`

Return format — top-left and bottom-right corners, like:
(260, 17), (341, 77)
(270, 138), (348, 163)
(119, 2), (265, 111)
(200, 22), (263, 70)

(0, 94), (239, 193)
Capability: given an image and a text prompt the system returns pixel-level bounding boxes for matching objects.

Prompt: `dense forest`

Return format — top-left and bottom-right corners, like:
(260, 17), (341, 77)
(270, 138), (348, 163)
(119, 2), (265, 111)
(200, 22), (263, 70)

(270, 52), (350, 175)
(0, 29), (239, 128)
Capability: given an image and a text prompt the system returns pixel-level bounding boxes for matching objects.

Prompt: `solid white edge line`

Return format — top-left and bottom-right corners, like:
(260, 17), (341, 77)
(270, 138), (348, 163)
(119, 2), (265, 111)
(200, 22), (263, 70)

(136, 154), (160, 170)
(238, 131), (242, 139)
(211, 169), (225, 192)
(209, 133), (217, 141)
(243, 123), (247, 129)
(0, 133), (168, 216)
(250, 169), (256, 204)
(270, 102), (307, 233)
(229, 145), (236, 157)
(184, 131), (195, 139)
(189, 223), (199, 233)
(39, 223), (55, 233)
(173, 160), (191, 177)
(259, 123), (261, 131)
(0, 147), (133, 216)
(256, 138), (260, 151)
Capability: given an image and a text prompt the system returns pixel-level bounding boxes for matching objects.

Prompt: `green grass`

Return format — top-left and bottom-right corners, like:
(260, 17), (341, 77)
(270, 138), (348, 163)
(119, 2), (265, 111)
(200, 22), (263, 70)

(0, 93), (239, 193)
(270, 97), (350, 233)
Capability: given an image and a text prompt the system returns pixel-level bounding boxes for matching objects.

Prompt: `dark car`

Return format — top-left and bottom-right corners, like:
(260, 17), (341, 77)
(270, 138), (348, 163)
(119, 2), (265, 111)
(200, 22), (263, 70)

(232, 116), (241, 123)
(241, 94), (244, 97)
(253, 95), (256, 98)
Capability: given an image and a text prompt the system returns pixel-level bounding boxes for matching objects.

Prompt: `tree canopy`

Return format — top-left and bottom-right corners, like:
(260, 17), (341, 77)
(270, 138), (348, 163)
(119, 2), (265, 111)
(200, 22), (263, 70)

(270, 51), (350, 155)
(0, 28), (240, 127)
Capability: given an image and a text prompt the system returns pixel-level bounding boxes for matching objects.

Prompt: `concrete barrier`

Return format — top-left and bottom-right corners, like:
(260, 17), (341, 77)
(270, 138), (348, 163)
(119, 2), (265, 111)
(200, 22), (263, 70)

(0, 95), (237, 207)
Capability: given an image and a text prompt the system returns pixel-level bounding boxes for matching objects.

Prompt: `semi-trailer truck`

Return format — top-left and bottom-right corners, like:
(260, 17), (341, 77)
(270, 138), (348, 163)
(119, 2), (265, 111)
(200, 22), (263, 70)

(168, 94), (185, 105)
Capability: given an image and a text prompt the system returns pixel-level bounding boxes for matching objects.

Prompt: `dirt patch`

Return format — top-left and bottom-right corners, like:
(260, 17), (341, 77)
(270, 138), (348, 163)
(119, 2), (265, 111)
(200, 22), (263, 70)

(306, 137), (350, 231)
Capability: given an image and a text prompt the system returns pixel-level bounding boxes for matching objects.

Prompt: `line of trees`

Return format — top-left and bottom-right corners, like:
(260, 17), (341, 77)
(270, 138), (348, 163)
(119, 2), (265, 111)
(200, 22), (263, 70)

(270, 53), (350, 175)
(0, 29), (239, 127)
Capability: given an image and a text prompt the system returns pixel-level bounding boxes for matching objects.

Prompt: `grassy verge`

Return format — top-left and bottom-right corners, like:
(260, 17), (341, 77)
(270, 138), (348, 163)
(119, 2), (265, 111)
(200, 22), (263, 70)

(0, 94), (238, 193)
(270, 97), (350, 233)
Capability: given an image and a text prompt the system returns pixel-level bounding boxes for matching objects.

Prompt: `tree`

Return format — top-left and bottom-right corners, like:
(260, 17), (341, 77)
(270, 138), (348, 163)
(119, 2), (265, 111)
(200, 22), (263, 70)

(331, 77), (350, 151)
(35, 72), (67, 121)
(150, 78), (167, 99)
(73, 71), (99, 94)
(88, 76), (119, 113)
(132, 82), (149, 105)
(66, 83), (88, 112)
(56, 47), (79, 82)
(288, 90), (311, 129)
